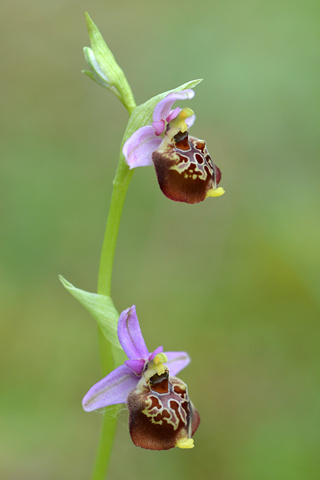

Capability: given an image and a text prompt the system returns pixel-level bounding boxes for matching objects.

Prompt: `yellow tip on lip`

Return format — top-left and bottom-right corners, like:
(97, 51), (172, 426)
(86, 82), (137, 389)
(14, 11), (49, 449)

(206, 187), (225, 198)
(176, 438), (194, 449)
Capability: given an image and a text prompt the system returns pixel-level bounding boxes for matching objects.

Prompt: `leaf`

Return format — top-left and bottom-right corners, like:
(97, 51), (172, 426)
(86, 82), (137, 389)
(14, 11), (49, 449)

(122, 79), (203, 145)
(59, 275), (122, 351)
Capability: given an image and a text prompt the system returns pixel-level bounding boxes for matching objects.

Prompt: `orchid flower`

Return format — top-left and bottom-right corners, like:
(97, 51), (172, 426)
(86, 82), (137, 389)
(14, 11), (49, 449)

(123, 89), (225, 204)
(83, 305), (200, 450)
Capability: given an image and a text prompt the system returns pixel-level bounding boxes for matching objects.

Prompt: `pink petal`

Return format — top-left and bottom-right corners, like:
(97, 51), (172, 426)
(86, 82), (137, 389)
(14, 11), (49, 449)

(123, 125), (161, 168)
(125, 358), (146, 375)
(148, 345), (164, 361)
(152, 119), (166, 136)
(152, 89), (195, 123)
(185, 114), (196, 128)
(163, 351), (190, 376)
(117, 305), (149, 360)
(165, 107), (181, 123)
(82, 364), (138, 411)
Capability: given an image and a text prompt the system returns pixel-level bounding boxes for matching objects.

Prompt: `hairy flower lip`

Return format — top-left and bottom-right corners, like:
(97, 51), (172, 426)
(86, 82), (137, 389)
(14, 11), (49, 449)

(152, 133), (223, 204)
(127, 374), (200, 450)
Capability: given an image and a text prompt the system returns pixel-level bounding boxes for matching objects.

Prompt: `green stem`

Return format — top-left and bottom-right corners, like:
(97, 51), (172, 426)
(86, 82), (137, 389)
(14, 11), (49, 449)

(90, 331), (121, 480)
(90, 403), (121, 480)
(97, 159), (134, 297)
(91, 100), (136, 480)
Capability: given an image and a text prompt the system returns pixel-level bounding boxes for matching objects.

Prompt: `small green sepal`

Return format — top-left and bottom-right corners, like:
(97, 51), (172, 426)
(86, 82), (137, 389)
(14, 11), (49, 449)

(83, 46), (120, 97)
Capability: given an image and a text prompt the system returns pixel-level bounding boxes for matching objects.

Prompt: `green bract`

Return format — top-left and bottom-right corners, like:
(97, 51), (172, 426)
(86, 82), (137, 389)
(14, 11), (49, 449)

(59, 276), (125, 365)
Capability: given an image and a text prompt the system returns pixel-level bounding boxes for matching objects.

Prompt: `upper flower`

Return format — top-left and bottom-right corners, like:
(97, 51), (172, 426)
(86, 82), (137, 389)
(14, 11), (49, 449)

(82, 305), (200, 450)
(123, 89), (225, 204)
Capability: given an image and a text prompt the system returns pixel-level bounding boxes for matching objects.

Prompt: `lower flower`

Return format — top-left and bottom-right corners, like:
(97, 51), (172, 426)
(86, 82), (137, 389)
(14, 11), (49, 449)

(82, 305), (200, 450)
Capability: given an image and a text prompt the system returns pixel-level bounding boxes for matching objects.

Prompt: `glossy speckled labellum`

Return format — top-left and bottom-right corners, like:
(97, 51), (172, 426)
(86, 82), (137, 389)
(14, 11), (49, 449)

(127, 370), (200, 450)
(152, 130), (222, 204)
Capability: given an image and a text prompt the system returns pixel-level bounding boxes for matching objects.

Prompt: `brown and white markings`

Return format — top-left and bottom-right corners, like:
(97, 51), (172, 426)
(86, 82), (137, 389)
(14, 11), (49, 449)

(152, 130), (222, 204)
(127, 369), (200, 450)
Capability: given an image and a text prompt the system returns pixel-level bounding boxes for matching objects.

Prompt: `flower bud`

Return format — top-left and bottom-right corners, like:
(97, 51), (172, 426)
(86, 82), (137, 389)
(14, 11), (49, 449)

(83, 13), (135, 112)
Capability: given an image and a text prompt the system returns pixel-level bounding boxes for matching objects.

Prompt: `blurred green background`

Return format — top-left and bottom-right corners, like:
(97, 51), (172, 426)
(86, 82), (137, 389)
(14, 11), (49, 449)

(1, 0), (320, 479)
